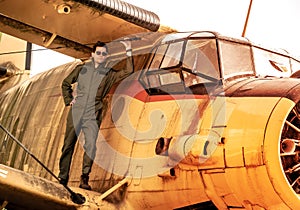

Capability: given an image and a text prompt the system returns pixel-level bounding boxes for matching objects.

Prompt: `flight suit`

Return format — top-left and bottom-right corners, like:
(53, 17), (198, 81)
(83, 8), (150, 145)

(58, 56), (133, 183)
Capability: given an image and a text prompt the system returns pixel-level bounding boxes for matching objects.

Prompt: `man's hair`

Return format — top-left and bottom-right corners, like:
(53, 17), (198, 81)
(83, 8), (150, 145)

(92, 41), (108, 53)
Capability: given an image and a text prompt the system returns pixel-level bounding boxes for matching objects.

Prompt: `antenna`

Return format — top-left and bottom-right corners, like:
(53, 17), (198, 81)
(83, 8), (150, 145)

(242, 0), (253, 37)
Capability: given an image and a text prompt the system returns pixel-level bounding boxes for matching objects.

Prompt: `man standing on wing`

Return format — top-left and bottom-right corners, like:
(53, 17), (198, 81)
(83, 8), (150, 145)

(58, 40), (133, 190)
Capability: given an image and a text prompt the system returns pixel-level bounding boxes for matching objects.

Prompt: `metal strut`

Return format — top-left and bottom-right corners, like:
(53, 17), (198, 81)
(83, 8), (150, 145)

(98, 177), (130, 200)
(0, 123), (86, 205)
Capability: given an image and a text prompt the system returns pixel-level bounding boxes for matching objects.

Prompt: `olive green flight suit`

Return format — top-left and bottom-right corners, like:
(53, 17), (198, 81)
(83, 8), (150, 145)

(58, 56), (133, 182)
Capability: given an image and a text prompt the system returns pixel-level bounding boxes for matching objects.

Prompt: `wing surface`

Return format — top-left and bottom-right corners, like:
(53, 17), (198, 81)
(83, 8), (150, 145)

(0, 0), (161, 59)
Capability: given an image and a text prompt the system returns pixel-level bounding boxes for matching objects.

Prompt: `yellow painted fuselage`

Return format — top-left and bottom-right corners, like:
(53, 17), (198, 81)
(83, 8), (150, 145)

(1, 31), (300, 209)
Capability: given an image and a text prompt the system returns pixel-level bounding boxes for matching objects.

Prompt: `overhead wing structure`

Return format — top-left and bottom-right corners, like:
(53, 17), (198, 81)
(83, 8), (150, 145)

(0, 0), (161, 59)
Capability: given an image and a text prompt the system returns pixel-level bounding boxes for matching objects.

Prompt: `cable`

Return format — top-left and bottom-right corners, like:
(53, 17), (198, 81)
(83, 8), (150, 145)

(0, 47), (64, 56)
(0, 123), (85, 205)
(0, 36), (143, 56)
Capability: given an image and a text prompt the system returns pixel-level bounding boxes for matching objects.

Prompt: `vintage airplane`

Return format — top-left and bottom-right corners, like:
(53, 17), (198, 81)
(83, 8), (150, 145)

(1, 0), (300, 209)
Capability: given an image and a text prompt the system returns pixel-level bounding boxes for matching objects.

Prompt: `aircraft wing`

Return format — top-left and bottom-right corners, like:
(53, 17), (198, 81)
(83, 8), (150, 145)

(0, 164), (122, 209)
(0, 0), (163, 59)
(0, 163), (78, 209)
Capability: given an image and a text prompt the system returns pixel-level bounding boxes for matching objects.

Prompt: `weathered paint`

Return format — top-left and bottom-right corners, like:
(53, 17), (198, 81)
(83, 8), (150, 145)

(1, 32), (300, 209)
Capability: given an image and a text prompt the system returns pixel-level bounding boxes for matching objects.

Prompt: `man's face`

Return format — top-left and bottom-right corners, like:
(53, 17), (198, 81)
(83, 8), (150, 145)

(92, 46), (108, 64)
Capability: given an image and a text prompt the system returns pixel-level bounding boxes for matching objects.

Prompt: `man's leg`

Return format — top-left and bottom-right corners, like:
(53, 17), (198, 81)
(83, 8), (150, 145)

(79, 116), (99, 190)
(58, 109), (79, 185)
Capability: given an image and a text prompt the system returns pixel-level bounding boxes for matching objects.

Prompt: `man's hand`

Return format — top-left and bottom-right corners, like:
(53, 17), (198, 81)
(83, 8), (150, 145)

(120, 38), (132, 56)
(120, 39), (132, 50)
(70, 98), (76, 106)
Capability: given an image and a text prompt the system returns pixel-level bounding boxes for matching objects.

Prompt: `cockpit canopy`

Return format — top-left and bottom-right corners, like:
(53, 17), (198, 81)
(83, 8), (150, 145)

(139, 31), (300, 95)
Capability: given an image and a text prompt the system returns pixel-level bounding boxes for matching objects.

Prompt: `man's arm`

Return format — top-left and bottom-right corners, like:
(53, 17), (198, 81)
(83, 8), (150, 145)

(113, 40), (134, 83)
(94, 40), (133, 112)
(61, 64), (82, 106)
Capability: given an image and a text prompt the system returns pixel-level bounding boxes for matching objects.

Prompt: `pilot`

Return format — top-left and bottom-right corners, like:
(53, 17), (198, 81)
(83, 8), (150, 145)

(58, 40), (133, 190)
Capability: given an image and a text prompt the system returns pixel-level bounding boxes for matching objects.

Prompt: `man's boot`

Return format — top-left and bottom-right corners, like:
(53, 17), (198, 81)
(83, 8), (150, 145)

(79, 174), (92, 190)
(59, 177), (68, 186)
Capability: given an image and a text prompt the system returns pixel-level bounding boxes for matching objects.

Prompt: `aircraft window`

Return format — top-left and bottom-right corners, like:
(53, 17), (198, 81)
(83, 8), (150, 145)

(161, 41), (184, 68)
(145, 72), (185, 93)
(252, 46), (291, 77)
(140, 39), (219, 95)
(291, 58), (300, 74)
(147, 74), (160, 87)
(147, 41), (183, 71)
(189, 31), (216, 38)
(140, 42), (185, 94)
(148, 44), (168, 71)
(269, 60), (289, 72)
(160, 72), (182, 85)
(219, 40), (254, 79)
(147, 71), (183, 88)
(182, 39), (220, 84)
(183, 71), (206, 86)
(161, 32), (193, 42)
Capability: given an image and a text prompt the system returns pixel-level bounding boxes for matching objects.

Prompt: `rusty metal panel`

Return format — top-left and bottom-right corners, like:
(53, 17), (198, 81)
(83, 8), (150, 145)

(225, 166), (289, 209)
(223, 97), (279, 167)
(201, 170), (243, 208)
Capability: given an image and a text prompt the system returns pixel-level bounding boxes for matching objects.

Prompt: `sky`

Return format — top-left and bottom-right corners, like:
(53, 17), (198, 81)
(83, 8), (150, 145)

(124, 0), (300, 55)
(30, 0), (300, 74)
